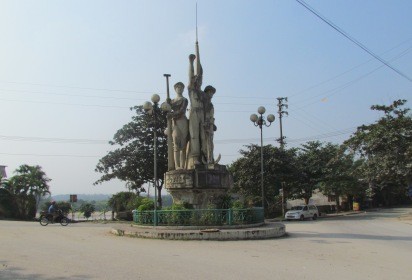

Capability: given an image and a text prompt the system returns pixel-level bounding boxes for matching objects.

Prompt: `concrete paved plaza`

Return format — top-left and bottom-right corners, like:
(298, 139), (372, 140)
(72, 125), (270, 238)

(1, 207), (411, 280)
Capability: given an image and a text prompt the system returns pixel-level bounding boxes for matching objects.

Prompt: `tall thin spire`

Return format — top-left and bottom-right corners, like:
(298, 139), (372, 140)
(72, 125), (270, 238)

(196, 2), (198, 43)
(194, 2), (202, 79)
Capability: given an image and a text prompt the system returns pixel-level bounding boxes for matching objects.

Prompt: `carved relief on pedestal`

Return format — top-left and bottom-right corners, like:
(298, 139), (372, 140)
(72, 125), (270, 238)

(165, 171), (194, 189)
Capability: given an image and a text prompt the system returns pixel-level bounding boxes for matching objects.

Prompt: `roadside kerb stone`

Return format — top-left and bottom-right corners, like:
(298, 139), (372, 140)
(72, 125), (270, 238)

(266, 210), (366, 222)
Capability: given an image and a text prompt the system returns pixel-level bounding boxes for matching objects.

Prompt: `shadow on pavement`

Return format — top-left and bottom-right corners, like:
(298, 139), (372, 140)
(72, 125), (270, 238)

(318, 208), (412, 221)
(288, 231), (412, 242)
(0, 261), (91, 280)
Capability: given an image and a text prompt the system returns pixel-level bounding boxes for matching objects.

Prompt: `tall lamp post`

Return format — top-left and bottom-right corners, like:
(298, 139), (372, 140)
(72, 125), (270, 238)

(143, 94), (171, 226)
(250, 106), (275, 214)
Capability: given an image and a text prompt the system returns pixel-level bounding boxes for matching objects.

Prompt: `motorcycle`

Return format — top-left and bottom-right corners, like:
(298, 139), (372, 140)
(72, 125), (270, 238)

(39, 210), (69, 226)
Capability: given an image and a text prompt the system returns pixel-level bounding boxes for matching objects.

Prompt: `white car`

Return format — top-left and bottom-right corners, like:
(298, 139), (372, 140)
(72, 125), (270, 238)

(285, 205), (319, 221)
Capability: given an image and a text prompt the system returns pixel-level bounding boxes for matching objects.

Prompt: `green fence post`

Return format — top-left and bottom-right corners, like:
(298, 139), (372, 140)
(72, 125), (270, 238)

(154, 210), (157, 226)
(228, 208), (233, 225)
(133, 210), (138, 223)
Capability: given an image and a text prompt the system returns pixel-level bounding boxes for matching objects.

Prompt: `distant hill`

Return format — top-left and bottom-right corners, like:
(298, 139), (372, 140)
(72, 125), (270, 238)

(50, 193), (173, 206)
(51, 194), (110, 202)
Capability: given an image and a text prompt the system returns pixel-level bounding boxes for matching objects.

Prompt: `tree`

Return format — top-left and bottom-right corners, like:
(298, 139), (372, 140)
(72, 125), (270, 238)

(290, 141), (337, 205)
(318, 146), (363, 212)
(229, 145), (298, 215)
(108, 192), (138, 215)
(79, 203), (95, 220)
(0, 165), (51, 219)
(344, 99), (412, 206)
(0, 182), (16, 218)
(136, 197), (155, 211)
(95, 105), (168, 207)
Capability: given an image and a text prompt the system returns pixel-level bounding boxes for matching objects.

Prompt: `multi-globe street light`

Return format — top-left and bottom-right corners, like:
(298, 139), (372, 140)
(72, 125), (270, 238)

(143, 94), (170, 224)
(250, 106), (275, 214)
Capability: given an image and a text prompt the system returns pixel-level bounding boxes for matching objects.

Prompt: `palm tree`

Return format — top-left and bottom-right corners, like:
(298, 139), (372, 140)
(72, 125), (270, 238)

(1, 165), (51, 219)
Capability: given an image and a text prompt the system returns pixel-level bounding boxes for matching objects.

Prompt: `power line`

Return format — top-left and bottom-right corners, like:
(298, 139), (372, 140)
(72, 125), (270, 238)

(289, 38), (412, 99)
(0, 152), (100, 158)
(0, 97), (131, 109)
(288, 114), (326, 134)
(287, 128), (355, 144)
(0, 88), (147, 101)
(0, 127), (358, 159)
(2, 43), (408, 111)
(289, 45), (412, 110)
(297, 107), (336, 131)
(0, 134), (108, 144)
(295, 0), (412, 82)
(214, 126), (357, 145)
(0, 80), (276, 102)
(0, 126), (358, 146)
(0, 80), (155, 94)
(0, 88), (268, 107)
(3, 45), (409, 112)
(0, 96), (269, 112)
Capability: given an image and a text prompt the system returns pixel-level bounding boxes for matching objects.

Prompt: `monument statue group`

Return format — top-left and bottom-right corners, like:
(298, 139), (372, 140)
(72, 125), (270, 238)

(164, 41), (233, 209)
(169, 42), (217, 169)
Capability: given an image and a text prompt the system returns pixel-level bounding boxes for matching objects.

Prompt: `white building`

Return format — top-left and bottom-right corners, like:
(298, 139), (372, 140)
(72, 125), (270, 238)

(286, 189), (342, 213)
(0, 165), (7, 178)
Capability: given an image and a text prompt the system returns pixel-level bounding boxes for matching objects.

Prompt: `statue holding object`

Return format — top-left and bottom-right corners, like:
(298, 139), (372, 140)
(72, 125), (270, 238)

(203, 85), (216, 164)
(168, 82), (189, 170)
(187, 42), (206, 168)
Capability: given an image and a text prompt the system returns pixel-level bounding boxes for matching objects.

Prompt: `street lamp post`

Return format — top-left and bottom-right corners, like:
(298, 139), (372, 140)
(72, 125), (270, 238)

(143, 94), (171, 226)
(250, 106), (275, 214)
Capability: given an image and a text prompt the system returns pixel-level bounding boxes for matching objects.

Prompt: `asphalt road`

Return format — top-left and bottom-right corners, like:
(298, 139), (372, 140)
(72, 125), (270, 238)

(1, 207), (411, 280)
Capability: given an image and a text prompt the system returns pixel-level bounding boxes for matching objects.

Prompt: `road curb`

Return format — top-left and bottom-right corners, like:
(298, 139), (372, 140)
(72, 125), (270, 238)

(111, 222), (286, 240)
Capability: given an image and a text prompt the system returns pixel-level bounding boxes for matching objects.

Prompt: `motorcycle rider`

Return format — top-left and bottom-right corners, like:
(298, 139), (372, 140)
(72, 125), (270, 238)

(48, 201), (59, 222)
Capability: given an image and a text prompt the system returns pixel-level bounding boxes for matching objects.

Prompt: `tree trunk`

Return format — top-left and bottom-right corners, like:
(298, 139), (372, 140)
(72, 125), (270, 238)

(35, 194), (41, 215)
(382, 187), (390, 206)
(335, 195), (340, 213)
(157, 186), (162, 208)
(16, 195), (27, 219)
(157, 180), (165, 208)
(347, 195), (354, 210)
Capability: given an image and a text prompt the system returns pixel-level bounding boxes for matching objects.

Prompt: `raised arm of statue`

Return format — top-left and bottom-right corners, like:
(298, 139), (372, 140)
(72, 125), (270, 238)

(195, 43), (203, 89)
(188, 42), (203, 91)
(188, 54), (196, 90)
(195, 42), (203, 78)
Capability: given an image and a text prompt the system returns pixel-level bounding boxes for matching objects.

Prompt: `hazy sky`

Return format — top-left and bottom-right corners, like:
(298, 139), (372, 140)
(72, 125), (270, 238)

(1, 0), (411, 195)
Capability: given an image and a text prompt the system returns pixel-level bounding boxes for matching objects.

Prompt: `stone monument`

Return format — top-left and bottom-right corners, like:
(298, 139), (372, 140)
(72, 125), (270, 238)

(164, 40), (233, 209)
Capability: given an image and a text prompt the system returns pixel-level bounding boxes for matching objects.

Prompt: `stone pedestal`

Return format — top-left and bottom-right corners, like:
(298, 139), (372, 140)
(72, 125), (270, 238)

(165, 164), (233, 209)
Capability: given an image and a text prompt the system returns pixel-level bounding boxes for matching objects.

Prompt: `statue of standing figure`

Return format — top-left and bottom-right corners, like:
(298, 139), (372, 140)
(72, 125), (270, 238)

(169, 82), (189, 169)
(203, 85), (216, 164)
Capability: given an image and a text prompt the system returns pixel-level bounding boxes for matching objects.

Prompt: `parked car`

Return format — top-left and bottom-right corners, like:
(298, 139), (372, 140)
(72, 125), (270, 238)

(285, 205), (319, 221)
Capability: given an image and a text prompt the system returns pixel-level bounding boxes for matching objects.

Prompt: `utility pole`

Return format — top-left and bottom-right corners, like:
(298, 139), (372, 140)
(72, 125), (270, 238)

(276, 97), (288, 149)
(281, 181), (286, 218)
(277, 97), (288, 216)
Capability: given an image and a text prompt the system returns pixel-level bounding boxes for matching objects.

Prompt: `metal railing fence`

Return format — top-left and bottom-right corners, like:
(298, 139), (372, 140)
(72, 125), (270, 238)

(133, 208), (264, 226)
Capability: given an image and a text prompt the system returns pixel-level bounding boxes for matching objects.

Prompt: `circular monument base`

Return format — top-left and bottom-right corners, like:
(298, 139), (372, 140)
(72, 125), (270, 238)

(111, 222), (286, 240)
(165, 164), (233, 209)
